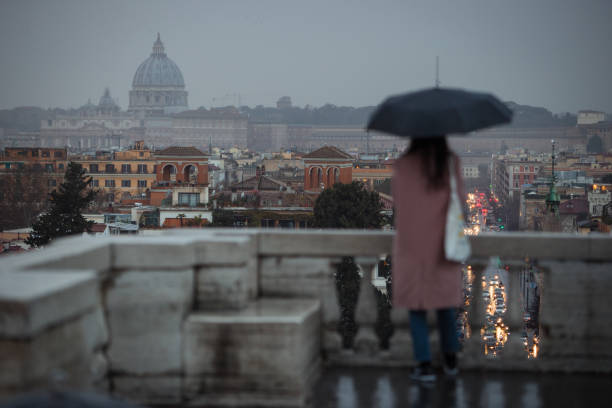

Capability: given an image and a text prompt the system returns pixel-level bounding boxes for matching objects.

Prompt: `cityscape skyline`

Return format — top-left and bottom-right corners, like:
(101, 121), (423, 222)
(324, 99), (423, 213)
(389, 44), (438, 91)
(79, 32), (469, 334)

(1, 0), (611, 114)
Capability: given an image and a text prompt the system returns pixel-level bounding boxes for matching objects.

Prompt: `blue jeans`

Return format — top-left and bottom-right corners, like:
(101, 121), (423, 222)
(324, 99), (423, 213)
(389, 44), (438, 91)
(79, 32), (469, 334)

(409, 308), (459, 362)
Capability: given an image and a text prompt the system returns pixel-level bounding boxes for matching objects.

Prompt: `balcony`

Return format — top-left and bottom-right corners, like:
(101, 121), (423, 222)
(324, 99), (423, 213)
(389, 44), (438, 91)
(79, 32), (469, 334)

(1, 231), (611, 406)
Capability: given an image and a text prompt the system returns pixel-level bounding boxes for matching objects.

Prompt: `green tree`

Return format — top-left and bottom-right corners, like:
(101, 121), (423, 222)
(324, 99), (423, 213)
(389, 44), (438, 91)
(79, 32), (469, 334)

(26, 162), (96, 247)
(209, 209), (235, 227)
(313, 181), (383, 228)
(313, 181), (384, 348)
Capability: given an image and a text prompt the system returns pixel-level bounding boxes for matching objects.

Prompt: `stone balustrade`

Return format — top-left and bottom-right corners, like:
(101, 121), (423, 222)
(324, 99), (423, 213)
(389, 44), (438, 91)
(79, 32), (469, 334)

(1, 230), (611, 406)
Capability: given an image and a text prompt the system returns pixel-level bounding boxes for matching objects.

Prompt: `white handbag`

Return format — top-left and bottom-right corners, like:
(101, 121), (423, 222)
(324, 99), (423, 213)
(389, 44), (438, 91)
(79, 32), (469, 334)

(445, 156), (471, 262)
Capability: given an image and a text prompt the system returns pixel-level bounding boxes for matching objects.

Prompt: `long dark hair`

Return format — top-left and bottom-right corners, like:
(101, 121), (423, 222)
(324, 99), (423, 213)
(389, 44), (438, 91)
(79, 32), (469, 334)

(406, 137), (450, 189)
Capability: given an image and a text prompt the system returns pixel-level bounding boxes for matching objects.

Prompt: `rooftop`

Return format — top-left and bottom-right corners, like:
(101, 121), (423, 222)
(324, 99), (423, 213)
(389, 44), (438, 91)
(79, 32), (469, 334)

(303, 145), (353, 160)
(155, 146), (207, 156)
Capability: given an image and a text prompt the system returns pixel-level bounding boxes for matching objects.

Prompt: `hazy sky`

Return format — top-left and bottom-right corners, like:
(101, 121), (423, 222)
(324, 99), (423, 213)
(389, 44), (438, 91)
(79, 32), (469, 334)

(1, 0), (611, 113)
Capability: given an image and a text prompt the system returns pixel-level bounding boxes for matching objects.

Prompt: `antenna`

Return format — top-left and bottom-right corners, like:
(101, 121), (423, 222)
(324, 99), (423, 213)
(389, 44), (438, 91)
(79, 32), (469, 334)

(551, 139), (556, 183)
(435, 56), (440, 88)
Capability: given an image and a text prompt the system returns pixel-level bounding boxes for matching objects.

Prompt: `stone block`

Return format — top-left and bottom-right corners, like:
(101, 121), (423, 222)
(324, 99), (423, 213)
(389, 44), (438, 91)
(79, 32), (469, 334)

(111, 237), (197, 269)
(258, 230), (394, 257)
(192, 236), (253, 266)
(196, 266), (254, 310)
(105, 269), (193, 375)
(113, 376), (182, 405)
(183, 299), (321, 405)
(1, 236), (113, 275)
(260, 257), (339, 323)
(0, 306), (107, 393)
(0, 270), (99, 338)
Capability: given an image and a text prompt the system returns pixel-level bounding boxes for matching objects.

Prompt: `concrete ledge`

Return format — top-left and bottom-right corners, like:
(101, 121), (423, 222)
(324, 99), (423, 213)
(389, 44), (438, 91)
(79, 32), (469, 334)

(258, 230), (394, 256)
(196, 266), (254, 310)
(1, 236), (112, 275)
(105, 269), (194, 375)
(183, 299), (321, 406)
(470, 232), (612, 261)
(112, 376), (182, 405)
(0, 306), (107, 394)
(111, 237), (197, 269)
(0, 270), (99, 338)
(192, 236), (254, 266)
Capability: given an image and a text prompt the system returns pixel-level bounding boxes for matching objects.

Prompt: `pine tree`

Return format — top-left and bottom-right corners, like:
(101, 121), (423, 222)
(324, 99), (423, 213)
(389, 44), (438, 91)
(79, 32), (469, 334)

(26, 162), (96, 247)
(312, 181), (384, 348)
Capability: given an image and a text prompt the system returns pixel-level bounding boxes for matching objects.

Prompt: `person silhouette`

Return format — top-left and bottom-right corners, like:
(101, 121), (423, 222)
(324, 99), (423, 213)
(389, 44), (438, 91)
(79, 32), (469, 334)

(391, 137), (465, 382)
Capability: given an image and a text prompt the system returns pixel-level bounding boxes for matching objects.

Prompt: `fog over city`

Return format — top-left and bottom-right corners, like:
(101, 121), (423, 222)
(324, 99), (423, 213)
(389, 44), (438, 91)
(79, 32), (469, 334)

(1, 0), (611, 113)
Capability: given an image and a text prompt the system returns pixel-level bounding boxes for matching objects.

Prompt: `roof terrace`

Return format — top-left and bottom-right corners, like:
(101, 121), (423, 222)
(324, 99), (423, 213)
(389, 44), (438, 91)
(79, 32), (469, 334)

(0, 230), (611, 406)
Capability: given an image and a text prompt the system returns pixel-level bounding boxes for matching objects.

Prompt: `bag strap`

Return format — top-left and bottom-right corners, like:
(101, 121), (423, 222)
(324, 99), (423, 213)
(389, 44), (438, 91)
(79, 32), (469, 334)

(448, 155), (458, 197)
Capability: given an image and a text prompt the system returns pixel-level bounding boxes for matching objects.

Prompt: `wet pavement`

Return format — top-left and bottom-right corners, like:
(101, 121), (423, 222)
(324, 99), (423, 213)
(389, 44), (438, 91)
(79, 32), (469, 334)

(312, 367), (611, 407)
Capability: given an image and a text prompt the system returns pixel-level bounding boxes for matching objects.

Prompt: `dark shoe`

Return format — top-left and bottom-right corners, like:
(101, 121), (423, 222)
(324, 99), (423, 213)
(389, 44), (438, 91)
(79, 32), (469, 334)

(410, 362), (436, 382)
(443, 353), (459, 376)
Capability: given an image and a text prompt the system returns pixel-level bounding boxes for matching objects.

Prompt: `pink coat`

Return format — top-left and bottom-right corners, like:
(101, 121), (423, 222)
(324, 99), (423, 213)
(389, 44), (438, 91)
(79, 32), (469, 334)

(391, 152), (465, 310)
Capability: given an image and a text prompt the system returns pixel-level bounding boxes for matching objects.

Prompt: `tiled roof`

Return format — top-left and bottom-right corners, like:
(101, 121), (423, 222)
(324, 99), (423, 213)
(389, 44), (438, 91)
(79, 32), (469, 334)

(156, 146), (206, 156)
(230, 175), (287, 191)
(303, 146), (353, 160)
(559, 198), (589, 215)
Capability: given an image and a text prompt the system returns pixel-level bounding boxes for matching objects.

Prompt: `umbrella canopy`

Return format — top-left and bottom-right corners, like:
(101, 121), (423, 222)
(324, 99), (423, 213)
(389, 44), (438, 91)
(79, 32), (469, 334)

(367, 87), (513, 138)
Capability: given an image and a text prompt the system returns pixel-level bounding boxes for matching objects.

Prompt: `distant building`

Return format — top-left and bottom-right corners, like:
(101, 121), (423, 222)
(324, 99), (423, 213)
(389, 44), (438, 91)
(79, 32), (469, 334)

(128, 33), (188, 115)
(588, 186), (611, 217)
(276, 96), (292, 109)
(149, 146), (209, 208)
(39, 89), (141, 150)
(577, 110), (605, 126)
(149, 107), (248, 150)
(248, 123), (289, 152)
(303, 146), (353, 192)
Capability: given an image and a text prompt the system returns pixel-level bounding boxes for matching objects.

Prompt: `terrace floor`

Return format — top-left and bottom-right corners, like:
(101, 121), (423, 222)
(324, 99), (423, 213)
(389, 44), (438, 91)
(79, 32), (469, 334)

(312, 367), (610, 408)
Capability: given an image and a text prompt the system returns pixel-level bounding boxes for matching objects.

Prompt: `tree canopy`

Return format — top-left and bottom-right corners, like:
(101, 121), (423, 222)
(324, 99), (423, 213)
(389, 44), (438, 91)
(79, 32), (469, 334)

(313, 181), (383, 229)
(25, 162), (96, 247)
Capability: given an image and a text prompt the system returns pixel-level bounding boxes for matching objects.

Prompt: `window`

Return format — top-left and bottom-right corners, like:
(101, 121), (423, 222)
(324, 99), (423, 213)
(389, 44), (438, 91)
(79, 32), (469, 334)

(32, 150), (39, 157)
(121, 164), (132, 173)
(41, 150), (50, 157)
(45, 164), (54, 172)
(54, 151), (63, 158)
(58, 163), (64, 170)
(139, 152), (144, 157)
(105, 164), (115, 173)
(105, 180), (115, 187)
(47, 120), (52, 126)
(48, 179), (57, 187)
(261, 219), (274, 228)
(121, 180), (131, 187)
(90, 179), (99, 187)
(137, 164), (148, 173)
(137, 180), (147, 188)
(5, 163), (10, 169)
(90, 164), (98, 173)
(178, 192), (199, 207)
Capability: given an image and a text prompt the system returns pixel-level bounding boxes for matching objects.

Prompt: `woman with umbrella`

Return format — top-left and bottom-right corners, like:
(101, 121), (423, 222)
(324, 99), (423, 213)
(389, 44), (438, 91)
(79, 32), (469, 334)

(368, 87), (512, 382)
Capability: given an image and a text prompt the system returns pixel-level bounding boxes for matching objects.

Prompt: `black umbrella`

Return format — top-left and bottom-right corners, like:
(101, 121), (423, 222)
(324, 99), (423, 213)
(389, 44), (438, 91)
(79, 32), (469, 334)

(367, 87), (513, 137)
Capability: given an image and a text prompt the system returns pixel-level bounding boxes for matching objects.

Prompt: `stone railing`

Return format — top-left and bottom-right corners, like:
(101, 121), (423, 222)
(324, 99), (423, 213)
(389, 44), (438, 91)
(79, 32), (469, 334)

(1, 230), (611, 406)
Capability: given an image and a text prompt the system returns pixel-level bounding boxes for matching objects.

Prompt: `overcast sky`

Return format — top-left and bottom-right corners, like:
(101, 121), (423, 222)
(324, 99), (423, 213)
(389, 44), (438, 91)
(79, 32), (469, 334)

(1, 0), (611, 113)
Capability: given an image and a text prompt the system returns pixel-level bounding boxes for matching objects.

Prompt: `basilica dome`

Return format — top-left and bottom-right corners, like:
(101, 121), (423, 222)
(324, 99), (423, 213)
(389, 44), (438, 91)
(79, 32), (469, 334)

(128, 33), (188, 115)
(132, 34), (185, 87)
